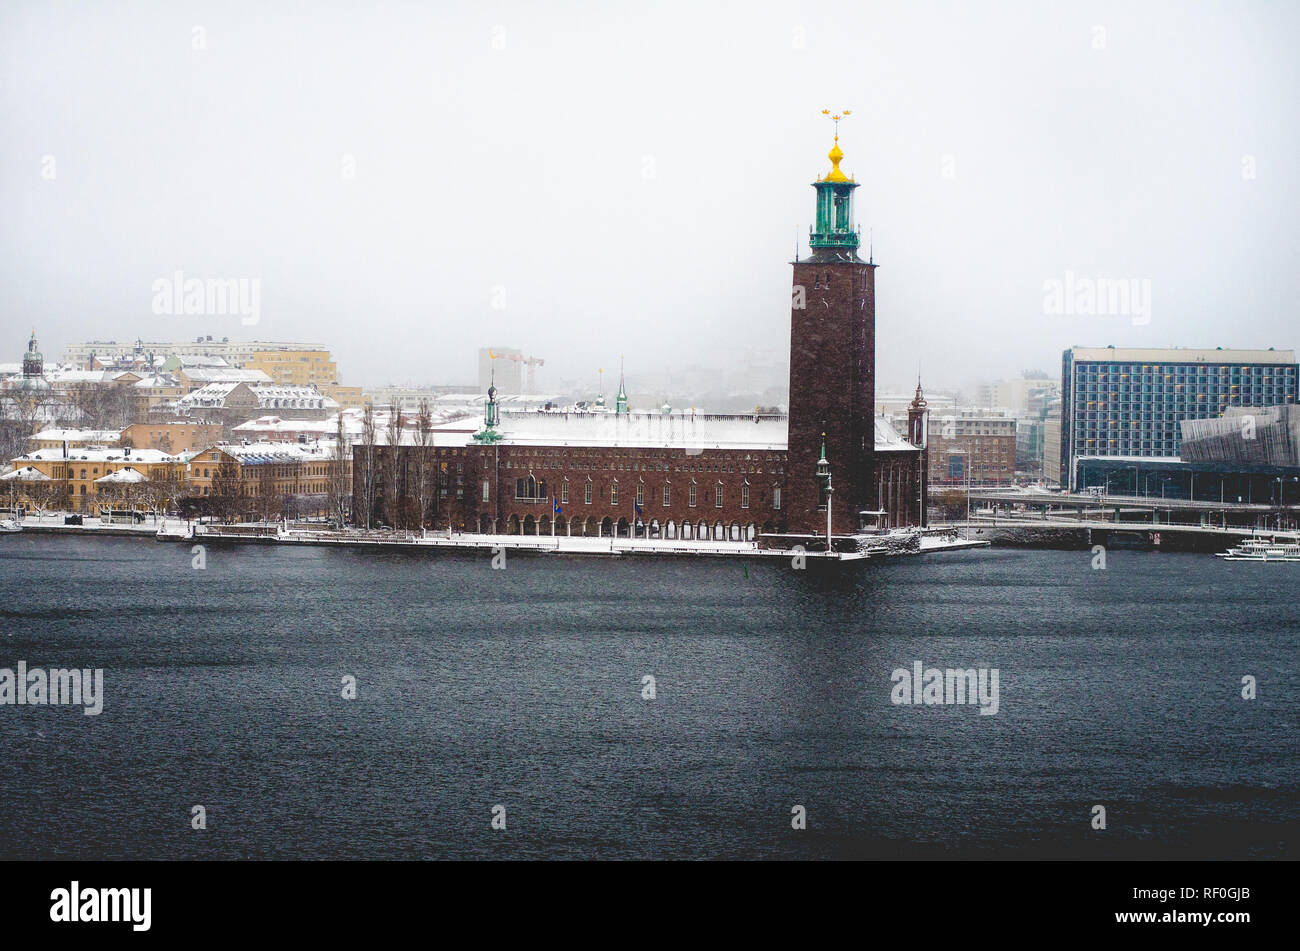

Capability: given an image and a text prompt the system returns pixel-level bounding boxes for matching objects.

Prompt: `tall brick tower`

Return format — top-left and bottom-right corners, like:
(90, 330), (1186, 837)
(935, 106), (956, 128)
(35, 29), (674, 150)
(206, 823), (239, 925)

(786, 114), (876, 537)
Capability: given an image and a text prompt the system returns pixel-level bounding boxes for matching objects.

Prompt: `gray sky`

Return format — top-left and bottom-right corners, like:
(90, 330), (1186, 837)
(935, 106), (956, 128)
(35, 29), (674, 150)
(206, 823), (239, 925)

(2, 0), (1297, 395)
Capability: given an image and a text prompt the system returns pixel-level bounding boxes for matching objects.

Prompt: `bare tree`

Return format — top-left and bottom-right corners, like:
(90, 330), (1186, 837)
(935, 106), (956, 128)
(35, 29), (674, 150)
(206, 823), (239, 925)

(359, 404), (378, 529)
(383, 408), (404, 528)
(212, 459), (242, 523)
(0, 384), (58, 463)
(27, 478), (59, 521)
(257, 463), (280, 524)
(145, 467), (180, 522)
(66, 381), (132, 431)
(326, 412), (351, 527)
(411, 398), (435, 534)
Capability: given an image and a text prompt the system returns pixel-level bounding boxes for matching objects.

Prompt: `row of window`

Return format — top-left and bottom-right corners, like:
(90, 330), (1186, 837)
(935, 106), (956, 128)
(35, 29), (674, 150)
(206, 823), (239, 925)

(502, 460), (784, 476)
(1075, 364), (1296, 378)
(508, 476), (779, 510)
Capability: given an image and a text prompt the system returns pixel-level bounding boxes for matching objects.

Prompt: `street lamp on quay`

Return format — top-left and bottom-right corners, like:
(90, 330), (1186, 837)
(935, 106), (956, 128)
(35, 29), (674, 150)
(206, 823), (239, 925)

(816, 433), (833, 553)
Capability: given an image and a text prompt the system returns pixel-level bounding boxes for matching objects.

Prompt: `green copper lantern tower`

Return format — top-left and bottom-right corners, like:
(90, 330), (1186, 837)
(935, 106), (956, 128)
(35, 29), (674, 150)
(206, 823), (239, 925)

(808, 110), (861, 255)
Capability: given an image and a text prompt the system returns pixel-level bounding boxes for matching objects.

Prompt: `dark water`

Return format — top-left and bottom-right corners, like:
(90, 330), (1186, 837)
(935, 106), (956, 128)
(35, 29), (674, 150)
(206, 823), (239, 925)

(0, 534), (1295, 860)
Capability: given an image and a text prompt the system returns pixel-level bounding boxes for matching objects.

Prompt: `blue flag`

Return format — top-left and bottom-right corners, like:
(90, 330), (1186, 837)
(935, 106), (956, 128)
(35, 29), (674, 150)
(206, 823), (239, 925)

(634, 500), (643, 515)
(553, 497), (562, 515)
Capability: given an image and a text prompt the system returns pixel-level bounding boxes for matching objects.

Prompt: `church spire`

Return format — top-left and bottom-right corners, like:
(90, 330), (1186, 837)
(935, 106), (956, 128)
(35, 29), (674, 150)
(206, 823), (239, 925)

(615, 356), (629, 415)
(22, 328), (43, 379)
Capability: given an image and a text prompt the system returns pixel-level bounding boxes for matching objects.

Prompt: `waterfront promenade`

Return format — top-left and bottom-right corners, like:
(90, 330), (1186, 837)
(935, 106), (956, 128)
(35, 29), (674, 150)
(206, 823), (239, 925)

(5, 512), (987, 560)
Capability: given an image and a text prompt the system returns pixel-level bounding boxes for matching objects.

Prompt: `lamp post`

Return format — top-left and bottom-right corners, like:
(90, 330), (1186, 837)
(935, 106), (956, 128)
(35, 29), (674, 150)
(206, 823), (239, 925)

(816, 434), (833, 554)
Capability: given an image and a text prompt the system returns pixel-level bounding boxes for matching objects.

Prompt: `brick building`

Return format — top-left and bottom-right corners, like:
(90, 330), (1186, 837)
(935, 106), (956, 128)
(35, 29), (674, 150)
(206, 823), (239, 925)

(353, 129), (930, 541)
(925, 412), (1018, 487)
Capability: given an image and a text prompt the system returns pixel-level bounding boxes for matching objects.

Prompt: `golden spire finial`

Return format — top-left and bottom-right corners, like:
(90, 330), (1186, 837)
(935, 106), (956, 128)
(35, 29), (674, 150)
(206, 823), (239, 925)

(820, 109), (852, 182)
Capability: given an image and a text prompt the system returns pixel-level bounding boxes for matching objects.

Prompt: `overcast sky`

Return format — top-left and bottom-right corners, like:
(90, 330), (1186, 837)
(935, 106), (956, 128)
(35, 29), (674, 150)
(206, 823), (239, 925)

(2, 0), (1297, 395)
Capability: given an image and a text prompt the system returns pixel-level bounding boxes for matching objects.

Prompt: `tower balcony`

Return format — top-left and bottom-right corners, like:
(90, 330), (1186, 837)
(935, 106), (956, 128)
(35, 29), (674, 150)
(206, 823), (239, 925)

(809, 231), (861, 250)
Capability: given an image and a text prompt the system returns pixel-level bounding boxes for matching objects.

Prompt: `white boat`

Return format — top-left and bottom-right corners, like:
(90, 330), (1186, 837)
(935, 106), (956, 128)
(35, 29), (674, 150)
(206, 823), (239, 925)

(1216, 538), (1300, 562)
(0, 518), (21, 533)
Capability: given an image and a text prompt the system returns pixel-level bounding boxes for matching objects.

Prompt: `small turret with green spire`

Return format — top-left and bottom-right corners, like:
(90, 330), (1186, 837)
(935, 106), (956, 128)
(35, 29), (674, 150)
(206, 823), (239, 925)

(615, 356), (629, 415)
(473, 363), (503, 444)
(815, 432), (832, 510)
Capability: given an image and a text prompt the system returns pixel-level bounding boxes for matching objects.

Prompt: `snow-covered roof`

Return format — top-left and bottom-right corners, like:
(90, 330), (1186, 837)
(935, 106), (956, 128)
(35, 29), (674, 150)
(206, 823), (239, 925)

(0, 465), (52, 482)
(29, 428), (123, 444)
(42, 367), (112, 383)
(213, 441), (344, 464)
(180, 368), (271, 384)
(179, 381), (243, 406)
(132, 373), (181, 388)
(425, 411), (922, 454)
(96, 466), (149, 484)
(474, 411), (787, 450)
(247, 384), (336, 409)
(19, 447), (179, 464)
(874, 416), (917, 452)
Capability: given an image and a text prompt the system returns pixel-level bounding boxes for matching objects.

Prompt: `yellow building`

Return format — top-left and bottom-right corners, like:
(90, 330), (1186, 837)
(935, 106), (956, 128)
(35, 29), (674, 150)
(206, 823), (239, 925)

(244, 350), (364, 409)
(246, 350), (339, 387)
(122, 422), (223, 454)
(319, 383), (365, 409)
(129, 376), (187, 422)
(6, 447), (187, 513)
(184, 441), (351, 518)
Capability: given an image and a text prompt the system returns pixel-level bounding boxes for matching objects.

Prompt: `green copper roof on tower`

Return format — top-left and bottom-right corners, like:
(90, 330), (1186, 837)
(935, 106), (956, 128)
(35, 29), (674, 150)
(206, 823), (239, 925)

(615, 356), (629, 415)
(810, 111), (861, 252)
(474, 361), (503, 443)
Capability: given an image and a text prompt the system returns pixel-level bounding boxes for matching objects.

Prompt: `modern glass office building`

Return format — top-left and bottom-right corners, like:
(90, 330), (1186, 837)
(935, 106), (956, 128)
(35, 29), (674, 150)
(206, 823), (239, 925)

(1059, 347), (1298, 490)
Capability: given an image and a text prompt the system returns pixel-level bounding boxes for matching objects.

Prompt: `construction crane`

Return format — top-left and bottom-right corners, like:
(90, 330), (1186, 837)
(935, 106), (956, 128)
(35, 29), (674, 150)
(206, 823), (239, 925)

(488, 349), (545, 394)
(501, 352), (545, 394)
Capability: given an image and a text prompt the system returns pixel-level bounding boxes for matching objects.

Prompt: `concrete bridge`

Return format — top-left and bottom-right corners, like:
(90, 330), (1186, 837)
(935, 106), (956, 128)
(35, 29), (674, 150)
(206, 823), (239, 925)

(943, 487), (1299, 533)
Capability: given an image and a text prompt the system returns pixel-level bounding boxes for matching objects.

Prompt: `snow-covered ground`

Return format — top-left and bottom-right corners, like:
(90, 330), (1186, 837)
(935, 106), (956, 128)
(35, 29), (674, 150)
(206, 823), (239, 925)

(261, 526), (988, 560)
(5, 512), (177, 536)
(5, 512), (989, 560)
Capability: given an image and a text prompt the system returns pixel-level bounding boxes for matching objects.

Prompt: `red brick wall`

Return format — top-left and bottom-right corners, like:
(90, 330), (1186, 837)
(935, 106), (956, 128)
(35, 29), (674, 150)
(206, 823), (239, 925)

(787, 258), (877, 534)
(357, 443), (794, 537)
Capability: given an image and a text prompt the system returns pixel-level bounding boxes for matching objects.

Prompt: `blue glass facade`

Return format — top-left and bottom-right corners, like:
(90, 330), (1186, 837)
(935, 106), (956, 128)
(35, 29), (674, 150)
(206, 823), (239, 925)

(1060, 349), (1299, 490)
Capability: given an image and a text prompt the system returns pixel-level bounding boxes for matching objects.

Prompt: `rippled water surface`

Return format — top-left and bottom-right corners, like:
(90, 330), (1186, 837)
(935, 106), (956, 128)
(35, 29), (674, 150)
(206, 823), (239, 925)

(0, 534), (1295, 859)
